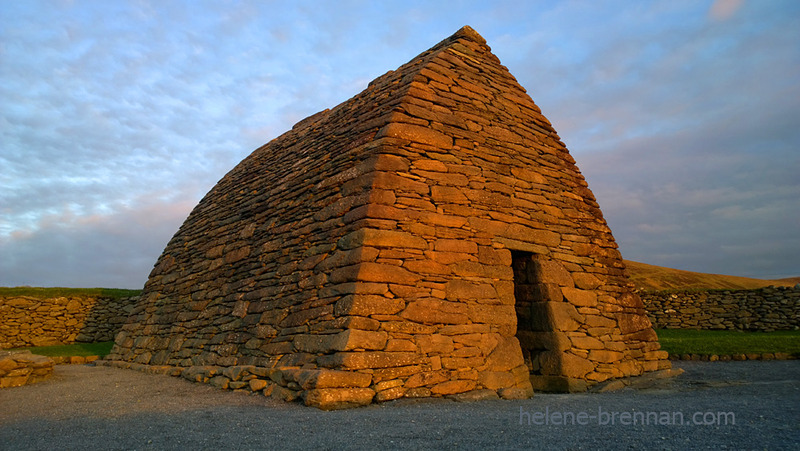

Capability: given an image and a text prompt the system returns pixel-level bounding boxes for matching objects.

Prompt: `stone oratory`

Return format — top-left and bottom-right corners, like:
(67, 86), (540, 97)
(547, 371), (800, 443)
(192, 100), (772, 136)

(107, 26), (671, 409)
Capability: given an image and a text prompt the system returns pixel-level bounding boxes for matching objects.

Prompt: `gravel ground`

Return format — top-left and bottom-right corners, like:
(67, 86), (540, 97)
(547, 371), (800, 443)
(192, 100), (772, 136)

(1, 360), (798, 450)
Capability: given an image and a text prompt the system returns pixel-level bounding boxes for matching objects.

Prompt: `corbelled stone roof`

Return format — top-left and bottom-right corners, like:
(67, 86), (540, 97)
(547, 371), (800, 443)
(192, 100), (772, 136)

(108, 26), (670, 409)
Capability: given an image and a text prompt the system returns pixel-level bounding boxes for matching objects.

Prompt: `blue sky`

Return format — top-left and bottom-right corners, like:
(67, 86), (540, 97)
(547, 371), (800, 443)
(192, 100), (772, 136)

(2, 0), (798, 288)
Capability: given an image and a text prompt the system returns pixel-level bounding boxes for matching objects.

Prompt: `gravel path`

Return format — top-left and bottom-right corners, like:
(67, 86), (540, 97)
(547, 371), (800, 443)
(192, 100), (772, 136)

(1, 361), (798, 450)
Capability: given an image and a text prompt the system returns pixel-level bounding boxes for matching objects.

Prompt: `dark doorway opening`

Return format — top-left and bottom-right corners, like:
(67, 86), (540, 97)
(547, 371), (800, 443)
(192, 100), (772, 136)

(511, 250), (555, 376)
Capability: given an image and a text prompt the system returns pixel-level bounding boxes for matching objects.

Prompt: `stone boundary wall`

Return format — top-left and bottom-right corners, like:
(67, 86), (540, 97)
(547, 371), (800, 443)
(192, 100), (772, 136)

(0, 296), (138, 348)
(641, 286), (800, 331)
(668, 352), (795, 361)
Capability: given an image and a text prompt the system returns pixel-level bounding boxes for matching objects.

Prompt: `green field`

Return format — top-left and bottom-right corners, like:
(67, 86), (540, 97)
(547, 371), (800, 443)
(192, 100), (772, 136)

(8, 341), (115, 357)
(655, 329), (800, 356)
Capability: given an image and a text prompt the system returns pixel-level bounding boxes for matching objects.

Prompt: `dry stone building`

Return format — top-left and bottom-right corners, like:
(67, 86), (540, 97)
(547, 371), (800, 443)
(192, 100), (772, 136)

(107, 26), (671, 409)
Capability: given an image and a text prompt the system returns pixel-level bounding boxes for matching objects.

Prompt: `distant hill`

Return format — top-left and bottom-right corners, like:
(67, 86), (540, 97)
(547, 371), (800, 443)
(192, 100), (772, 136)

(623, 260), (798, 291)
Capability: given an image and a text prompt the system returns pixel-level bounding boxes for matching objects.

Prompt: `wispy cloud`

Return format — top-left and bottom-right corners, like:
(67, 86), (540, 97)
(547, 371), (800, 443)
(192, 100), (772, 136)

(1, 194), (195, 288)
(709, 0), (745, 21)
(2, 0), (798, 286)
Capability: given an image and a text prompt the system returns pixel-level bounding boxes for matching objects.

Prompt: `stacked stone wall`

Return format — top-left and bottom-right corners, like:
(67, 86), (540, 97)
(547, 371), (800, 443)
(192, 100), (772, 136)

(105, 26), (670, 408)
(0, 296), (138, 348)
(641, 286), (800, 331)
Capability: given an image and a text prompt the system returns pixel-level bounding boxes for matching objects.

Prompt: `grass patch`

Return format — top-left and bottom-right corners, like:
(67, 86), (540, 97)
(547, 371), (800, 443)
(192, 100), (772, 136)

(656, 329), (800, 356)
(0, 287), (141, 299)
(8, 341), (115, 357)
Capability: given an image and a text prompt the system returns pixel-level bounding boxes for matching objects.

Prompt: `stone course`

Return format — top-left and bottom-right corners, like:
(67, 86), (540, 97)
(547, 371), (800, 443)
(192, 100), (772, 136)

(0, 350), (54, 388)
(0, 295), (138, 348)
(106, 26), (670, 409)
(642, 286), (800, 331)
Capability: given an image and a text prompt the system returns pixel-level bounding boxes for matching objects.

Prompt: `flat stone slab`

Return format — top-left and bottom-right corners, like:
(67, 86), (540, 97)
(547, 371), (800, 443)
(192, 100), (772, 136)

(0, 350), (55, 388)
(589, 368), (686, 393)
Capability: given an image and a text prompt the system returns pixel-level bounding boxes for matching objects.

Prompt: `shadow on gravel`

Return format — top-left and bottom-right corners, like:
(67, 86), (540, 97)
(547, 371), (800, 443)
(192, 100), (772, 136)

(1, 361), (798, 449)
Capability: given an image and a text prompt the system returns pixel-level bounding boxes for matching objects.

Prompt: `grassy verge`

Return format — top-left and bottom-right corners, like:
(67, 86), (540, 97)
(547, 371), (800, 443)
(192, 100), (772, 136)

(8, 341), (115, 357)
(655, 329), (800, 356)
(0, 287), (141, 299)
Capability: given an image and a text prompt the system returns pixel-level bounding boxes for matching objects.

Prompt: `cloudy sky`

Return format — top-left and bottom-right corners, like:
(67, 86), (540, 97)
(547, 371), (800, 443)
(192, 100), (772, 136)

(2, 0), (798, 289)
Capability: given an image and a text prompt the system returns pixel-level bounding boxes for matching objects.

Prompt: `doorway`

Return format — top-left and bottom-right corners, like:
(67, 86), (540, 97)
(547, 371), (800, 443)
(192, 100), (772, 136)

(512, 251), (556, 375)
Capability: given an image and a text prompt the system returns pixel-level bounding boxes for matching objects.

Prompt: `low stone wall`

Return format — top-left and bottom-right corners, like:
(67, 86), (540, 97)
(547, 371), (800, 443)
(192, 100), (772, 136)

(668, 352), (795, 361)
(0, 351), (54, 387)
(0, 296), (138, 348)
(641, 286), (800, 331)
